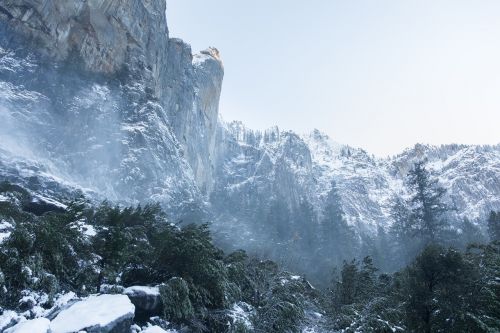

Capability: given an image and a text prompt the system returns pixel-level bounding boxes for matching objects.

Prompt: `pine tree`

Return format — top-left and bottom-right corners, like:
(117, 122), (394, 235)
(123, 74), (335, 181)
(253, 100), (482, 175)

(339, 259), (359, 305)
(389, 195), (417, 264)
(406, 245), (473, 333)
(390, 195), (413, 240)
(460, 217), (485, 247)
(487, 211), (500, 241)
(357, 256), (378, 301)
(320, 181), (357, 268)
(405, 161), (449, 243)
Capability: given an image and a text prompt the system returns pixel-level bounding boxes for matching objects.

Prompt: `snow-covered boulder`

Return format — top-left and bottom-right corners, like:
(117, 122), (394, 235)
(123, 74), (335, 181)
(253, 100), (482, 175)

(49, 294), (135, 333)
(124, 286), (162, 320)
(43, 292), (79, 320)
(0, 310), (23, 331)
(4, 317), (50, 333)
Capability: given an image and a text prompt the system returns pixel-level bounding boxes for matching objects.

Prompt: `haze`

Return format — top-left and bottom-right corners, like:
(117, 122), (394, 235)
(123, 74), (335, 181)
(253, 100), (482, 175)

(167, 1), (500, 156)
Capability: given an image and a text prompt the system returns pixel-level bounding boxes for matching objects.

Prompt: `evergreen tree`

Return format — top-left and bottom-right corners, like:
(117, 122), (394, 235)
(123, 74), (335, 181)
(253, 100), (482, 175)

(390, 195), (424, 267)
(338, 259), (359, 306)
(464, 242), (500, 331)
(357, 256), (378, 301)
(405, 161), (449, 243)
(405, 245), (476, 333)
(320, 181), (357, 269)
(332, 257), (378, 308)
(487, 211), (500, 241)
(266, 196), (292, 243)
(459, 217), (485, 247)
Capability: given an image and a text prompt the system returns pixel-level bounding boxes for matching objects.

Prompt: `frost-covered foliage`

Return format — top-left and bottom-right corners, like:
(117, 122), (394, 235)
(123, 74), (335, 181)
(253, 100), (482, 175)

(2, 181), (498, 332)
(325, 243), (500, 332)
(159, 278), (194, 323)
(0, 182), (319, 332)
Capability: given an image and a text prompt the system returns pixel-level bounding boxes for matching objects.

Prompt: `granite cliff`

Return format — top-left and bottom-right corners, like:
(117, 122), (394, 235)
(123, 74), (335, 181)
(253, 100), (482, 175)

(0, 0), (223, 221)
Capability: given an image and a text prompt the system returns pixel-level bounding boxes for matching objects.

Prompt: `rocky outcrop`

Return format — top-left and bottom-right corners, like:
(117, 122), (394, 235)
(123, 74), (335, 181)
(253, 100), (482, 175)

(185, 48), (224, 193)
(124, 286), (163, 321)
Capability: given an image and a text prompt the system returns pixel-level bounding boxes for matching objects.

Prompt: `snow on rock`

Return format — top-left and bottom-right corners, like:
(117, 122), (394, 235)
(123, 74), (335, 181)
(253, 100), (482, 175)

(0, 219), (13, 244)
(99, 284), (125, 294)
(49, 294), (135, 333)
(0, 311), (23, 331)
(4, 318), (50, 333)
(141, 325), (171, 333)
(124, 286), (160, 297)
(76, 219), (97, 237)
(124, 286), (162, 319)
(43, 292), (78, 320)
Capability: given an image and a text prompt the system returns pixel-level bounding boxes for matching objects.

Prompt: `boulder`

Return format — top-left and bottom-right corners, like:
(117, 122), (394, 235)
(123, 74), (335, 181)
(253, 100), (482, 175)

(0, 310), (23, 331)
(4, 317), (50, 333)
(123, 286), (162, 322)
(49, 294), (135, 333)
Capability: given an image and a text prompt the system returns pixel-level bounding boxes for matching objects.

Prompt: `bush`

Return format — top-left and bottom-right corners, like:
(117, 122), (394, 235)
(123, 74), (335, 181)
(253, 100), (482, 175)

(160, 277), (195, 323)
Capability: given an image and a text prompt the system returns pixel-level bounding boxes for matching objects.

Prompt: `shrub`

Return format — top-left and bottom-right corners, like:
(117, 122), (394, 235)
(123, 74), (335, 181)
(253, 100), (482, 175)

(160, 277), (195, 323)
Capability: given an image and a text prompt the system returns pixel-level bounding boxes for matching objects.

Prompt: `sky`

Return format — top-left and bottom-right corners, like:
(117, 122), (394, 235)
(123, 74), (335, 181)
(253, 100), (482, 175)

(167, 1), (500, 156)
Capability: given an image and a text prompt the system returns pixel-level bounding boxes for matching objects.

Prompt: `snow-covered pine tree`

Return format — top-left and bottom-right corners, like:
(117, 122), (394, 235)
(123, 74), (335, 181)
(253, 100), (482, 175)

(487, 211), (500, 241)
(405, 161), (449, 243)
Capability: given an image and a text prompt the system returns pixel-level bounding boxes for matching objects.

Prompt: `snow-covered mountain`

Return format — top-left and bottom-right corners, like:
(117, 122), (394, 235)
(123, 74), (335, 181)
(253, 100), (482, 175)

(0, 0), (499, 263)
(210, 121), (500, 253)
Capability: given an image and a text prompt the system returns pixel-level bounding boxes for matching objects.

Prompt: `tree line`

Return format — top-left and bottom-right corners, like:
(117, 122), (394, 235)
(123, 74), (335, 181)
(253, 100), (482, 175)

(0, 158), (499, 332)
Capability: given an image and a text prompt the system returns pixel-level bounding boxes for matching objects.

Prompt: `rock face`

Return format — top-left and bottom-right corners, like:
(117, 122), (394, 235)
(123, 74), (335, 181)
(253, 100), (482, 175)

(0, 0), (168, 78)
(0, 0), (499, 275)
(0, 0), (223, 220)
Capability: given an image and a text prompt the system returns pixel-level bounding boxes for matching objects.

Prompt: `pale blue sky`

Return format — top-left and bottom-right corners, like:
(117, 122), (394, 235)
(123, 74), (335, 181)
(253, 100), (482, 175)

(167, 1), (500, 156)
